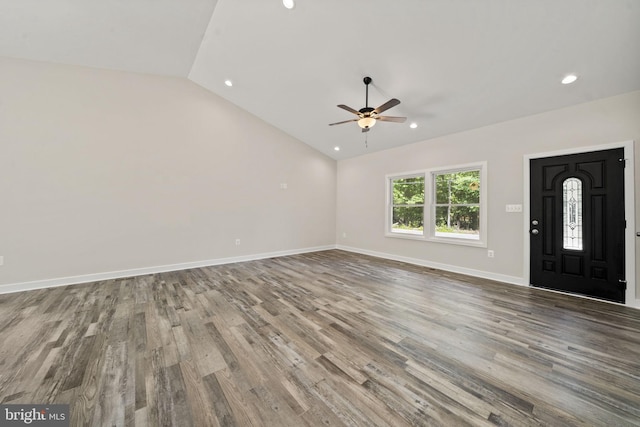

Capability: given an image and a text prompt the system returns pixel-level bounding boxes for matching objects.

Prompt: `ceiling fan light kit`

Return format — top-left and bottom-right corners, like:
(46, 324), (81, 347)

(358, 116), (376, 129)
(329, 76), (406, 134)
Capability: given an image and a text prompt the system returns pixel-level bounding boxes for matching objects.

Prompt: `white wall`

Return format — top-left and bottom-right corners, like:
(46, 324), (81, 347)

(336, 90), (640, 300)
(0, 57), (337, 288)
(2, 56), (639, 305)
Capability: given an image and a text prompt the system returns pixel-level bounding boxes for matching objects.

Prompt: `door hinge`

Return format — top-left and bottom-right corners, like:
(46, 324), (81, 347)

(619, 279), (627, 290)
(619, 158), (627, 167)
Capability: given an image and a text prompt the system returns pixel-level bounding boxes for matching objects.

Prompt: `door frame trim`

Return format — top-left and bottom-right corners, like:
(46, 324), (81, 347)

(523, 140), (636, 306)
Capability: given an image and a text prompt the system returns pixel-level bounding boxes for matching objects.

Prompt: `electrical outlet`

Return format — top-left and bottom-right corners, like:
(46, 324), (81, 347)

(0, 256), (3, 266)
(235, 239), (241, 246)
(280, 183), (288, 190)
(342, 232), (347, 238)
(487, 250), (495, 258)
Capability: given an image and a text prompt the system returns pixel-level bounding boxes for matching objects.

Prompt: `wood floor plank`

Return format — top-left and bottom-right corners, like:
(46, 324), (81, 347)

(179, 359), (220, 427)
(91, 342), (128, 426)
(1, 250), (639, 426)
(203, 370), (240, 427)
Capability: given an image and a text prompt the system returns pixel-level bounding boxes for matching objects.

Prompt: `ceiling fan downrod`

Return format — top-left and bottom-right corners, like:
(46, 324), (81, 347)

(363, 76), (372, 108)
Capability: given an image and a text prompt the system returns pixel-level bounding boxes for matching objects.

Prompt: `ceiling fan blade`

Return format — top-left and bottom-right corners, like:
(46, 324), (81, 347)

(329, 119), (359, 126)
(337, 104), (361, 116)
(373, 98), (400, 114)
(377, 116), (407, 123)
(361, 127), (370, 133)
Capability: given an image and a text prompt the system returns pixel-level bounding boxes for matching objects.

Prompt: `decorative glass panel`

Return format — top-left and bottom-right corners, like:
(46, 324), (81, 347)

(563, 178), (583, 250)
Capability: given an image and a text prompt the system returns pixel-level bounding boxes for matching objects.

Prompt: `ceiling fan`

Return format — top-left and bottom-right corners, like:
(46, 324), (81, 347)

(329, 76), (407, 133)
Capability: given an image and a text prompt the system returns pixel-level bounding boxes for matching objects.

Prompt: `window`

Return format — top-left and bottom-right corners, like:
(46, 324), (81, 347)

(390, 175), (425, 236)
(433, 169), (480, 241)
(387, 162), (486, 246)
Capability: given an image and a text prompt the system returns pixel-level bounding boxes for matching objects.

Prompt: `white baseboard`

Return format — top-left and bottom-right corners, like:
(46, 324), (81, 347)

(0, 245), (336, 295)
(336, 245), (527, 286)
(336, 245), (640, 310)
(4, 245), (639, 310)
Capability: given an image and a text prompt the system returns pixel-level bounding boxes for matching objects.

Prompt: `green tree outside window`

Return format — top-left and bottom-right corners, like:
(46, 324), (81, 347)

(434, 170), (480, 238)
(391, 176), (424, 234)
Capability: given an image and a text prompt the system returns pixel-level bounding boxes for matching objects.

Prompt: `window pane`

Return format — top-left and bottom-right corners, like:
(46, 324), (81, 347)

(453, 171), (480, 204)
(434, 205), (480, 239)
(392, 206), (424, 235)
(435, 206), (449, 229)
(435, 174), (450, 204)
(393, 176), (424, 205)
(563, 178), (583, 250)
(435, 171), (480, 204)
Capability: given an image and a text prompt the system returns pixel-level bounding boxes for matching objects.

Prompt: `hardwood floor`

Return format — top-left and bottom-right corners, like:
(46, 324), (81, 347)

(1, 250), (639, 426)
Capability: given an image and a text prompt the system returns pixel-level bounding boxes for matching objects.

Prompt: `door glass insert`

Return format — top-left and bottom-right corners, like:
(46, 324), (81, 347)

(563, 177), (583, 250)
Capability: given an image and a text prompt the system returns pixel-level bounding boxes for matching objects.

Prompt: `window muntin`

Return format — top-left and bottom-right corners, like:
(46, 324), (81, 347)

(433, 170), (481, 240)
(390, 175), (425, 236)
(563, 177), (583, 250)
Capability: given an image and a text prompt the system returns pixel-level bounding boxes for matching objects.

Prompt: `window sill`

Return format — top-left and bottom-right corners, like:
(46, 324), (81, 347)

(385, 232), (487, 248)
(385, 232), (425, 241)
(426, 236), (487, 248)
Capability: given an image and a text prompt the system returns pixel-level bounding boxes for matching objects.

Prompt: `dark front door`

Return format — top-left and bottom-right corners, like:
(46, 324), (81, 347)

(530, 148), (625, 303)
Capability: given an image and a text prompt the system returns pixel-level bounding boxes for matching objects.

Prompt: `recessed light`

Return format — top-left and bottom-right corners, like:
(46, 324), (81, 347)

(282, 0), (295, 9)
(409, 122), (418, 129)
(224, 79), (233, 87)
(334, 146), (340, 151)
(561, 74), (578, 85)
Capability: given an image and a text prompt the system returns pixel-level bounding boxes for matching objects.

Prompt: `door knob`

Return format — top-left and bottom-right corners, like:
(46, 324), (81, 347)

(531, 229), (539, 235)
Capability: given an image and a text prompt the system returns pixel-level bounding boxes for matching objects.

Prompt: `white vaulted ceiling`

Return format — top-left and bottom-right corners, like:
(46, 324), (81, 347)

(0, 0), (218, 76)
(2, 0), (640, 159)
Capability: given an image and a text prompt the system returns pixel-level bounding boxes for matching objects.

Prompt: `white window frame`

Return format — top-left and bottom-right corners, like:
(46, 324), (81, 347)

(386, 162), (487, 247)
(386, 171), (426, 238)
